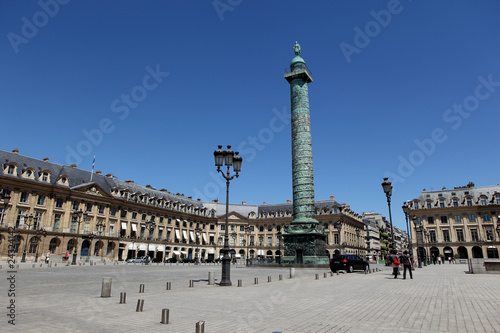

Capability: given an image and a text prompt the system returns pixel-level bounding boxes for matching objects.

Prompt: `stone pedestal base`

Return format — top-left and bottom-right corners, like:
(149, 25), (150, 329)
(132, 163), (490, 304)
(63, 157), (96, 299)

(281, 255), (330, 265)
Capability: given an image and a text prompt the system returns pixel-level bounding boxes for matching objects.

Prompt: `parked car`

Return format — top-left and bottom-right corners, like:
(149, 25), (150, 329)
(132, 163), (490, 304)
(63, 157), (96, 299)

(330, 255), (369, 273)
(151, 257), (162, 263)
(164, 257), (177, 263)
(126, 256), (147, 263)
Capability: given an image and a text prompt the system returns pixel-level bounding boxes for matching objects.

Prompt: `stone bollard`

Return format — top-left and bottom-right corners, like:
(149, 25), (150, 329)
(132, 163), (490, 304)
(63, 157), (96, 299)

(330, 272), (334, 277)
(254, 277), (258, 285)
(54, 263), (57, 267)
(161, 308), (169, 324)
(32, 264), (35, 268)
(189, 280), (194, 288)
(279, 274), (283, 281)
(136, 299), (144, 312)
(336, 271), (339, 275)
(238, 280), (242, 287)
(268, 276), (271, 283)
(0, 265), (2, 269)
(79, 263), (82, 266)
(139, 284), (145, 293)
(40, 264), (43, 268)
(315, 274), (319, 280)
(324, 272), (328, 278)
(119, 292), (126, 304)
(101, 277), (112, 297)
(290, 267), (295, 279)
(166, 282), (171, 290)
(196, 320), (205, 333)
(208, 272), (215, 285)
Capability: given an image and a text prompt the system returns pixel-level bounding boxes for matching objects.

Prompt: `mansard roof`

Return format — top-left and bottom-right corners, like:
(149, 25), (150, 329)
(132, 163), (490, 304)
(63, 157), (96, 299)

(0, 149), (203, 207)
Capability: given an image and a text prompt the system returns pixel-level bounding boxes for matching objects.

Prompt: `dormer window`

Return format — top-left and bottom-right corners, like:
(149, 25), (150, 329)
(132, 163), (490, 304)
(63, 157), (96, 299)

(480, 197), (487, 206)
(439, 199), (445, 208)
(466, 198), (472, 206)
(7, 165), (15, 174)
(453, 199), (458, 207)
(39, 171), (50, 182)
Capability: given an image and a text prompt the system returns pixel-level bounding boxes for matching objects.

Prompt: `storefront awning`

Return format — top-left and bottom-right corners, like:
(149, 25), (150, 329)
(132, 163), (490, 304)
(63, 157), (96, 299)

(175, 230), (180, 239)
(182, 230), (188, 240)
(121, 222), (127, 229)
(208, 248), (215, 254)
(148, 244), (155, 251)
(173, 251), (181, 255)
(157, 245), (165, 251)
(257, 250), (264, 255)
(190, 231), (195, 241)
(181, 251), (188, 254)
(139, 244), (147, 251)
(202, 234), (207, 244)
(128, 244), (137, 250)
(131, 223), (137, 232)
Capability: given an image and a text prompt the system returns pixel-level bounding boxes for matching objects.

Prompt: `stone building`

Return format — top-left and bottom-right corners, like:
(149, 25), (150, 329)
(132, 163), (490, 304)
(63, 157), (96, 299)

(407, 182), (500, 261)
(0, 149), (365, 263)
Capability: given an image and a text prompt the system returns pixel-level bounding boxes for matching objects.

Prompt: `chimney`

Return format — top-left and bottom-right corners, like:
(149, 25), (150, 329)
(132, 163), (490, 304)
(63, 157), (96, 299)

(263, 201), (267, 205)
(242, 201), (246, 205)
(330, 195), (335, 201)
(43, 157), (49, 162)
(188, 196), (192, 199)
(160, 189), (168, 192)
(105, 173), (113, 178)
(146, 185), (152, 189)
(286, 199), (291, 203)
(12, 149), (19, 154)
(70, 164), (77, 168)
(125, 180), (134, 184)
(96, 170), (102, 175)
(197, 198), (201, 201)
(212, 199), (219, 203)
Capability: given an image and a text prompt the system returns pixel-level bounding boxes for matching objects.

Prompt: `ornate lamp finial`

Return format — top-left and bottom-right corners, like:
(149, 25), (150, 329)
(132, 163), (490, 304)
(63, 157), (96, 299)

(293, 41), (301, 56)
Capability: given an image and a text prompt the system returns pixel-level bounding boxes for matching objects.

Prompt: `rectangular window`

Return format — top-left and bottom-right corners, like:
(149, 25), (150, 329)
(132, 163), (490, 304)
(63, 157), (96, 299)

(231, 225), (235, 231)
(471, 228), (478, 241)
(453, 199), (458, 207)
(110, 207), (116, 216)
(440, 216), (448, 224)
(414, 201), (419, 209)
(240, 235), (244, 246)
(16, 210), (26, 228)
(109, 223), (114, 236)
(159, 217), (163, 224)
(55, 198), (63, 208)
(267, 225), (272, 231)
(496, 195), (500, 204)
(210, 224), (215, 230)
(428, 217), (434, 224)
(158, 228), (163, 239)
(240, 225), (244, 232)
(442, 230), (450, 242)
(456, 229), (464, 242)
(454, 215), (461, 223)
(486, 229), (493, 241)
(98, 205), (105, 214)
(429, 230), (436, 242)
(84, 221), (90, 233)
(34, 212), (42, 229)
(439, 200), (445, 208)
(140, 226), (145, 238)
(86, 203), (92, 212)
(72, 201), (79, 211)
(131, 212), (137, 219)
(221, 224), (225, 231)
(427, 201), (432, 209)
(267, 236), (272, 245)
(483, 215), (491, 222)
(37, 195), (45, 206)
(209, 235), (214, 244)
(469, 214), (476, 223)
(70, 216), (77, 233)
(467, 198), (472, 206)
(334, 233), (339, 244)
(250, 235), (254, 245)
(19, 192), (29, 203)
(481, 197), (487, 205)
(141, 213), (146, 221)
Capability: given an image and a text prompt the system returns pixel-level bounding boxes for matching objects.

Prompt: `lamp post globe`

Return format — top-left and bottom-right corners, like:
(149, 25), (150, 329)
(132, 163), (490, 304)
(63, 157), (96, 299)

(381, 178), (395, 250)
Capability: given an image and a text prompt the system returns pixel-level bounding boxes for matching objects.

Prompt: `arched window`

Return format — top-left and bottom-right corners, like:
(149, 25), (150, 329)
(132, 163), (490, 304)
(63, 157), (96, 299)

(49, 238), (58, 253)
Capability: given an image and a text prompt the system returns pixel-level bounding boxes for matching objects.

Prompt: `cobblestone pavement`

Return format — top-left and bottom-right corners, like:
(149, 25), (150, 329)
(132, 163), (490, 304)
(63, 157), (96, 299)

(1, 261), (499, 332)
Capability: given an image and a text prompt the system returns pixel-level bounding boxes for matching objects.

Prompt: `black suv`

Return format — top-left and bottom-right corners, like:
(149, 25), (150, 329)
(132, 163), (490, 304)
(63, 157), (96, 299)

(330, 255), (369, 273)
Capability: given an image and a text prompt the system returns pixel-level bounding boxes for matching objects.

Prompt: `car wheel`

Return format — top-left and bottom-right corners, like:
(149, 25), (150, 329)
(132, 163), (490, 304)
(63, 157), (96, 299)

(348, 265), (353, 273)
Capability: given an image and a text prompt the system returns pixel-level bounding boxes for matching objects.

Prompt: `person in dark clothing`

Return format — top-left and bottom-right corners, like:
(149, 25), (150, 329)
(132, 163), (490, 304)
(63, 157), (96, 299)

(401, 251), (413, 279)
(389, 250), (399, 279)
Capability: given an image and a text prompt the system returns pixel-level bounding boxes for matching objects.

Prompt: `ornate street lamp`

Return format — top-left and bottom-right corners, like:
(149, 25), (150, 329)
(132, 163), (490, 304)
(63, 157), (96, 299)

(145, 218), (156, 264)
(425, 230), (431, 265)
(334, 205), (344, 255)
(21, 214), (35, 262)
(277, 231), (282, 264)
(214, 145), (243, 286)
(355, 228), (360, 256)
(86, 233), (95, 262)
(95, 220), (105, 258)
(0, 191), (11, 225)
(412, 216), (422, 268)
(72, 210), (85, 265)
(402, 202), (413, 260)
(496, 223), (500, 240)
(195, 226), (202, 264)
(34, 228), (47, 263)
(381, 178), (395, 250)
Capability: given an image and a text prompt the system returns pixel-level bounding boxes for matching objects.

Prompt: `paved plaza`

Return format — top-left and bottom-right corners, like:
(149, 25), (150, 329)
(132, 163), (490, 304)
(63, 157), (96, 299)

(2, 261), (499, 332)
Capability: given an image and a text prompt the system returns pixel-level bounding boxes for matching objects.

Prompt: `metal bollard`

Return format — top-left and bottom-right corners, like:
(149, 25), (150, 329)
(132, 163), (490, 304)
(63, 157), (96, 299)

(336, 271), (339, 275)
(238, 280), (242, 287)
(166, 282), (171, 290)
(208, 272), (215, 285)
(268, 276), (271, 283)
(279, 274), (283, 280)
(315, 274), (319, 280)
(324, 272), (328, 278)
(189, 280), (194, 288)
(196, 320), (205, 333)
(139, 284), (145, 293)
(160, 308), (169, 324)
(32, 264), (35, 268)
(101, 277), (112, 297)
(254, 277), (258, 285)
(330, 272), (334, 277)
(290, 267), (295, 279)
(136, 299), (144, 312)
(119, 292), (126, 304)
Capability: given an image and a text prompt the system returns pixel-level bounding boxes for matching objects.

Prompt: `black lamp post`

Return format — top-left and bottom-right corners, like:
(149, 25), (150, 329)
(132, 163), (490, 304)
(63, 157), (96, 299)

(402, 202), (413, 259)
(72, 210), (85, 265)
(259, 235), (264, 262)
(335, 205), (344, 255)
(412, 216), (422, 268)
(195, 226), (202, 264)
(356, 228), (360, 256)
(277, 231), (282, 264)
(34, 228), (47, 263)
(145, 218), (156, 264)
(381, 178), (395, 250)
(496, 224), (500, 241)
(213, 145), (243, 286)
(86, 233), (95, 262)
(244, 225), (251, 266)
(21, 214), (35, 262)
(0, 191), (11, 225)
(95, 220), (105, 258)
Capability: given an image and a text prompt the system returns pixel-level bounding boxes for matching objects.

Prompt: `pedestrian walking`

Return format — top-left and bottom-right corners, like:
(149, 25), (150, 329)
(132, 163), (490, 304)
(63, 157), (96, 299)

(437, 256), (441, 265)
(389, 250), (400, 279)
(401, 251), (413, 279)
(45, 251), (50, 264)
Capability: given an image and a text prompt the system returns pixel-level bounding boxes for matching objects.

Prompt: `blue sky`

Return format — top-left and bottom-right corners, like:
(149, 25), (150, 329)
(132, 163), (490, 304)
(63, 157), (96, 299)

(1, 1), (500, 231)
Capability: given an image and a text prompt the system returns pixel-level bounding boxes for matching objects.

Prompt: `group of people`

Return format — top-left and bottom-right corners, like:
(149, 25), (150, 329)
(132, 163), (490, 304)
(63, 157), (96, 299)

(388, 250), (413, 279)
